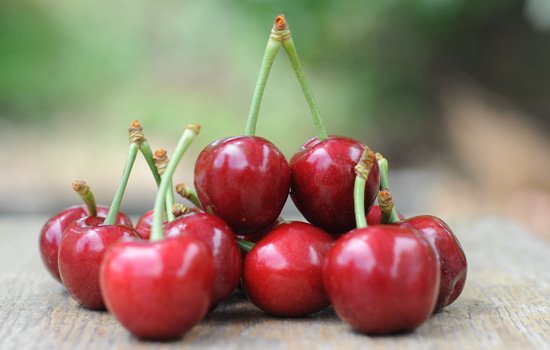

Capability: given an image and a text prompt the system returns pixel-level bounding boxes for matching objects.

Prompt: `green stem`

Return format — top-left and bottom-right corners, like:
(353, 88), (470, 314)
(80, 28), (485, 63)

(377, 156), (389, 191)
(236, 237), (256, 253)
(165, 179), (176, 222)
(376, 154), (401, 223)
(281, 23), (327, 140)
(150, 125), (200, 242)
(244, 17), (286, 136)
(139, 141), (162, 187)
(175, 183), (202, 209)
(72, 181), (97, 217)
(354, 175), (368, 229)
(353, 146), (376, 229)
(104, 143), (139, 225)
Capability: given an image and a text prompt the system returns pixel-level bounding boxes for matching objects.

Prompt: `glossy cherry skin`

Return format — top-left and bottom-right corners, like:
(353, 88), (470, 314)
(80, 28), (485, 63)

(164, 213), (242, 309)
(366, 205), (405, 226)
(194, 136), (290, 234)
(39, 205), (132, 283)
(395, 216), (467, 311)
(135, 209), (167, 240)
(290, 136), (380, 235)
(323, 225), (439, 334)
(58, 216), (141, 310)
(100, 235), (215, 340)
(242, 221), (334, 317)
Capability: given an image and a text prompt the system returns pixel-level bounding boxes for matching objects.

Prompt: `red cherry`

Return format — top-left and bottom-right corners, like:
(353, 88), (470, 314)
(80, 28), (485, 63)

(395, 215), (467, 311)
(100, 235), (215, 340)
(39, 205), (132, 283)
(58, 216), (140, 309)
(194, 136), (290, 234)
(290, 136), (380, 235)
(323, 225), (439, 334)
(366, 204), (404, 226)
(242, 221), (334, 317)
(164, 213), (242, 309)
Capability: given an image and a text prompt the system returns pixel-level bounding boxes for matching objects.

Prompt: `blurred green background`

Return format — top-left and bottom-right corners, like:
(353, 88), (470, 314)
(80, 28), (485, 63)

(1, 0), (549, 235)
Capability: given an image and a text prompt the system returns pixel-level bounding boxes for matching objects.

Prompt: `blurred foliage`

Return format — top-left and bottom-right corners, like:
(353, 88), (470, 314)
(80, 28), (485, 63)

(1, 0), (549, 163)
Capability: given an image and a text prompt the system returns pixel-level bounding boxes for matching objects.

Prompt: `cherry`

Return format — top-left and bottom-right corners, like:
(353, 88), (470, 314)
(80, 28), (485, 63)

(395, 216), (467, 312)
(39, 181), (132, 283)
(194, 136), (290, 234)
(58, 216), (140, 309)
(101, 124), (215, 339)
(272, 16), (379, 234)
(58, 121), (147, 309)
(164, 212), (242, 309)
(100, 234), (215, 340)
(323, 225), (439, 334)
(194, 17), (291, 234)
(241, 221), (334, 317)
(290, 136), (380, 234)
(375, 154), (467, 311)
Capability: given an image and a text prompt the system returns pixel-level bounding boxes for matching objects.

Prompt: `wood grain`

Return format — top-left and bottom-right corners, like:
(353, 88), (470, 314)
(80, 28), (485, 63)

(1, 216), (549, 350)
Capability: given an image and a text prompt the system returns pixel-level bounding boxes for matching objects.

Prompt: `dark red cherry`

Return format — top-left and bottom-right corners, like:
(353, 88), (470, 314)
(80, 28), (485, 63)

(395, 215), (467, 311)
(242, 221), (334, 317)
(58, 216), (140, 309)
(39, 205), (132, 283)
(100, 234), (215, 340)
(164, 213), (242, 309)
(290, 136), (379, 235)
(323, 225), (439, 334)
(194, 136), (290, 234)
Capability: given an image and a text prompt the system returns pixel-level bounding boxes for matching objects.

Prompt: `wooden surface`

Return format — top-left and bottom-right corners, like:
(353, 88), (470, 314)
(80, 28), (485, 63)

(1, 215), (549, 350)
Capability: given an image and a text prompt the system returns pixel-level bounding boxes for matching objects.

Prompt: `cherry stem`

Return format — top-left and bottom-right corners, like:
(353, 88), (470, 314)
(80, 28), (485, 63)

(103, 124), (142, 225)
(150, 124), (201, 242)
(172, 203), (193, 218)
(280, 16), (328, 140)
(353, 147), (376, 229)
(236, 237), (255, 253)
(140, 140), (162, 187)
(376, 153), (401, 223)
(378, 189), (398, 224)
(154, 149), (175, 222)
(175, 183), (202, 209)
(244, 15), (288, 137)
(72, 181), (97, 217)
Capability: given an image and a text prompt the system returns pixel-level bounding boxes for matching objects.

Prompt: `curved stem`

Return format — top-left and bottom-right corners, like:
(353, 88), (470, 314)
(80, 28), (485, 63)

(244, 16), (287, 136)
(280, 20), (327, 140)
(139, 141), (162, 187)
(72, 181), (97, 217)
(150, 125), (200, 242)
(354, 175), (368, 229)
(376, 153), (401, 223)
(353, 147), (376, 229)
(175, 183), (202, 209)
(236, 237), (256, 253)
(104, 143), (139, 225)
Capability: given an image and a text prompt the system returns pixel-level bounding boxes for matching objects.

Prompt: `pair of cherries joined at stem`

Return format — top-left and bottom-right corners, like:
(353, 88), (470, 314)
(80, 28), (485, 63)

(194, 15), (379, 236)
(323, 149), (467, 334)
(100, 124), (242, 340)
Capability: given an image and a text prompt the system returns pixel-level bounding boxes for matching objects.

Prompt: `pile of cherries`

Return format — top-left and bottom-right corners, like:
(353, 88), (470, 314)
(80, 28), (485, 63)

(39, 15), (467, 340)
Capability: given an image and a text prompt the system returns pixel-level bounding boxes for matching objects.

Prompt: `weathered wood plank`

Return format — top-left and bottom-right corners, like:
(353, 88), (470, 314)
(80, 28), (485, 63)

(0, 216), (549, 350)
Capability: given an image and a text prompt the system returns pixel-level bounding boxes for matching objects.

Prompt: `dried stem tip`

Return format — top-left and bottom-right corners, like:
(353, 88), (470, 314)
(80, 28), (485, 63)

(173, 203), (193, 218)
(72, 181), (90, 196)
(185, 124), (201, 135)
(270, 14), (291, 41)
(378, 189), (394, 214)
(128, 120), (145, 144)
(154, 149), (169, 176)
(175, 183), (188, 197)
(375, 152), (384, 162)
(354, 146), (376, 180)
